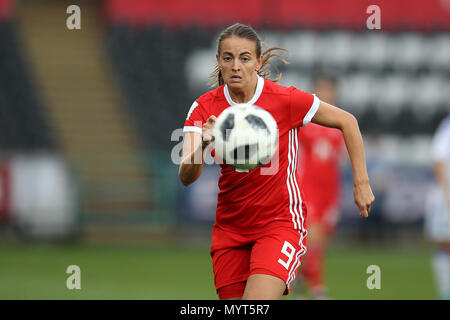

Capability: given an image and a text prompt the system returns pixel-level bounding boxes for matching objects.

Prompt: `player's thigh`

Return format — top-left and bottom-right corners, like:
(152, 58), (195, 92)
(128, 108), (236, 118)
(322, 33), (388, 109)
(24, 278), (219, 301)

(248, 227), (306, 297)
(212, 248), (250, 300)
(210, 226), (253, 299)
(242, 273), (286, 300)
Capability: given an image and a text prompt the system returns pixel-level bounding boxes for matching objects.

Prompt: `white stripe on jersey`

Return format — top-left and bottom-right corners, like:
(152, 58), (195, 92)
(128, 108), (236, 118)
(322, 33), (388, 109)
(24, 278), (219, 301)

(224, 75), (264, 106)
(303, 94), (320, 127)
(286, 129), (298, 229)
(286, 128), (307, 286)
(287, 230), (307, 287)
(183, 126), (202, 134)
(286, 129), (300, 282)
(286, 129), (303, 231)
(186, 101), (199, 120)
(292, 128), (303, 229)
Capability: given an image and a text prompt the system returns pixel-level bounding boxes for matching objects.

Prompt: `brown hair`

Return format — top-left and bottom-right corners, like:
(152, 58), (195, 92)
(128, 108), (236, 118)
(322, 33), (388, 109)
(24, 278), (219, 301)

(208, 23), (289, 88)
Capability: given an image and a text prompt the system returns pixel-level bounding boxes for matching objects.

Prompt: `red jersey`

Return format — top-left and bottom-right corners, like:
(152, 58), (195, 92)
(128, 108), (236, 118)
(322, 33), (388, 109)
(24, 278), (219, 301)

(184, 76), (320, 234)
(298, 123), (345, 206)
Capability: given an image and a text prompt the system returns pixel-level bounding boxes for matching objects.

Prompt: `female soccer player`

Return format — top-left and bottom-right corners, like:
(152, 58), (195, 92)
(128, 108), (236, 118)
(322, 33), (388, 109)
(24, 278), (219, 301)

(179, 23), (374, 300)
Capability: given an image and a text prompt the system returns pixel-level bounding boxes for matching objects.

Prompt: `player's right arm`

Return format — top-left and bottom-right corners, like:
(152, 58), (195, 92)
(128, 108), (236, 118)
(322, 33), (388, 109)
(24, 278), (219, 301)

(178, 116), (217, 186)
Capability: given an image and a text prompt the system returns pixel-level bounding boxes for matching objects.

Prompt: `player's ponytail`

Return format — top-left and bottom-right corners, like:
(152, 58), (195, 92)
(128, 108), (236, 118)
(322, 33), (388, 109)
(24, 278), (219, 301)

(208, 23), (289, 88)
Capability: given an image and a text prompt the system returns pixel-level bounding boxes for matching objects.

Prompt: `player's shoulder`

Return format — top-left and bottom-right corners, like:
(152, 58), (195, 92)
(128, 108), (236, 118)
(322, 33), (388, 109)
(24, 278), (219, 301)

(262, 79), (295, 96)
(195, 85), (225, 106)
(186, 87), (224, 121)
(263, 78), (311, 96)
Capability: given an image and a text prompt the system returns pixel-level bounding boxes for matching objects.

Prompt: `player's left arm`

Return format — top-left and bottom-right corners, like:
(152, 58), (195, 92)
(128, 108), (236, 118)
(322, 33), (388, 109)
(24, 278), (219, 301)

(311, 101), (375, 218)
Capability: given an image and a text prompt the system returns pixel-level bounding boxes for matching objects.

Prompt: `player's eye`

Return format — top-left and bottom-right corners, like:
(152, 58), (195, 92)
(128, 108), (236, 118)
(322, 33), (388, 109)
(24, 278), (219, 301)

(241, 56), (250, 62)
(223, 56), (232, 62)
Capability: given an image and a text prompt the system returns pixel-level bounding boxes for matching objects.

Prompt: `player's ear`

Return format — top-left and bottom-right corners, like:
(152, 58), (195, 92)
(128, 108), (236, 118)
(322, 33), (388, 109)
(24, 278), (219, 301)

(256, 55), (263, 72)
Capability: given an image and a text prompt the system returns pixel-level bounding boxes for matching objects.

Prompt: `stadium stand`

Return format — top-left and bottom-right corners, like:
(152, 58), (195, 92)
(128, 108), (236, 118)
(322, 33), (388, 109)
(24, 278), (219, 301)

(0, 21), (55, 151)
(106, 25), (214, 150)
(106, 26), (450, 141)
(1, 0), (448, 240)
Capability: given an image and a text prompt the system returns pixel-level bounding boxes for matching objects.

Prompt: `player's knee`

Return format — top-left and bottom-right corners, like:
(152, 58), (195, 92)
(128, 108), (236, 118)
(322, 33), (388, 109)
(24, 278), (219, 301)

(242, 291), (282, 300)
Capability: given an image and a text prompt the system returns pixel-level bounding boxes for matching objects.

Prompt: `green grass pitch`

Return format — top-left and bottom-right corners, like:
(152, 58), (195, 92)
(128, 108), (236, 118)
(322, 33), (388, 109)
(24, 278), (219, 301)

(0, 242), (437, 300)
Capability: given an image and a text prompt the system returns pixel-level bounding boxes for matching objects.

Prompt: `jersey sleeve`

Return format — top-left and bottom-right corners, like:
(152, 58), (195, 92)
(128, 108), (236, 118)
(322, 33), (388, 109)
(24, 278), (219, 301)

(289, 87), (320, 128)
(183, 99), (207, 134)
(431, 119), (450, 162)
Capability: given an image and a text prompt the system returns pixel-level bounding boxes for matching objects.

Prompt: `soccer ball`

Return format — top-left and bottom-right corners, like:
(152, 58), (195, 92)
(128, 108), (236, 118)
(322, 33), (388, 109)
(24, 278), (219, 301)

(212, 104), (278, 170)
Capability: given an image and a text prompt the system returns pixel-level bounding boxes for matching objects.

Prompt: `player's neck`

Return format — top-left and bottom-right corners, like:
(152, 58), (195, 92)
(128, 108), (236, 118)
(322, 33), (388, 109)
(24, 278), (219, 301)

(228, 76), (258, 103)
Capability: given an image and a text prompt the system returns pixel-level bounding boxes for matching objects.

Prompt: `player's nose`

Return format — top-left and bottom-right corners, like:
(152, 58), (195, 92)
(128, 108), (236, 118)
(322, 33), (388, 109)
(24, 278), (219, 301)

(232, 60), (240, 71)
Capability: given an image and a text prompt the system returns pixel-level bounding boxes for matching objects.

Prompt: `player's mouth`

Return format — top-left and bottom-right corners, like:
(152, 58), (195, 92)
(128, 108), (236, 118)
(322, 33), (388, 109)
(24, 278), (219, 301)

(230, 75), (242, 82)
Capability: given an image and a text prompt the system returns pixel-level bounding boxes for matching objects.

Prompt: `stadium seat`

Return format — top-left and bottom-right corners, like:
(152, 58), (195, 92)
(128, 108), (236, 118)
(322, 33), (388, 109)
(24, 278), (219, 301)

(338, 73), (373, 114)
(390, 33), (426, 71)
(184, 48), (216, 91)
(279, 71), (312, 92)
(355, 32), (391, 71)
(411, 75), (448, 117)
(319, 31), (356, 71)
(427, 33), (450, 71)
(286, 31), (320, 68)
(375, 74), (408, 118)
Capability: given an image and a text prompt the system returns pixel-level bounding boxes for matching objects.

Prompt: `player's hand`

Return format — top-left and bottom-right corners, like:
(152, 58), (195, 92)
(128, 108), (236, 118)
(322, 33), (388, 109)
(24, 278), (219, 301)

(202, 116), (217, 149)
(354, 181), (375, 218)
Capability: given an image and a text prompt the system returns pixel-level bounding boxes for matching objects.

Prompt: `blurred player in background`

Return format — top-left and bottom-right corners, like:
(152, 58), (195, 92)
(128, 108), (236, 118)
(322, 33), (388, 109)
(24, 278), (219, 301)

(425, 114), (450, 300)
(295, 73), (345, 299)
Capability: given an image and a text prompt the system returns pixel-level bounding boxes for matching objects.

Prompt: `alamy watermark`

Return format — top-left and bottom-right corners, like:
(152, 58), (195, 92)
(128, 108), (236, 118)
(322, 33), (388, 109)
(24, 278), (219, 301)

(366, 5), (381, 30)
(171, 124), (280, 175)
(66, 5), (81, 30)
(366, 265), (381, 290)
(66, 265), (81, 290)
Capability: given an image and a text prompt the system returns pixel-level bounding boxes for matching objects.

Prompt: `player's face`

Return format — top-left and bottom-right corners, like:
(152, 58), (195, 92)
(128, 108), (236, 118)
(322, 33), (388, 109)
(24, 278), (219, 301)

(217, 36), (262, 91)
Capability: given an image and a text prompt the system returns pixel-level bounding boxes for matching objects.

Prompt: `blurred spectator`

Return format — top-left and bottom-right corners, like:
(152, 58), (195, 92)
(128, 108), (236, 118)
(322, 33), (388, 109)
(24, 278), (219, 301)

(425, 114), (450, 300)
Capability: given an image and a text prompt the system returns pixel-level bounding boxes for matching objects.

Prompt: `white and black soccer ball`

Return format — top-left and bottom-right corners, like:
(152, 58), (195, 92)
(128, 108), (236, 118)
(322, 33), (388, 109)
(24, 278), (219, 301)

(212, 104), (278, 170)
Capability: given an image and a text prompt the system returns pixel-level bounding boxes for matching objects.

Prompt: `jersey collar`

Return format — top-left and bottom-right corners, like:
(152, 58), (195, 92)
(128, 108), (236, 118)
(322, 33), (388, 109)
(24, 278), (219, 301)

(224, 75), (264, 106)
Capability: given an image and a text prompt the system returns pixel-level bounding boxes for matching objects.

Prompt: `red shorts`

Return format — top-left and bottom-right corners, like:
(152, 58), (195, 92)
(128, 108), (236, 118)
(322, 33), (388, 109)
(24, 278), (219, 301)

(210, 223), (307, 299)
